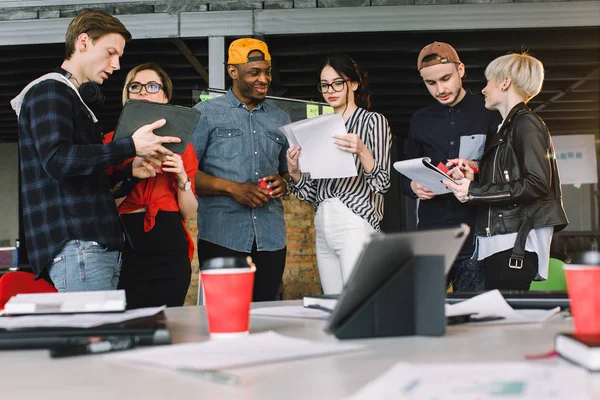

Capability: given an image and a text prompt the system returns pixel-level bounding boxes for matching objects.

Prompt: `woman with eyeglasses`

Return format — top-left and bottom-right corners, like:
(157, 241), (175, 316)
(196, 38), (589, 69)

(103, 62), (198, 308)
(286, 55), (392, 294)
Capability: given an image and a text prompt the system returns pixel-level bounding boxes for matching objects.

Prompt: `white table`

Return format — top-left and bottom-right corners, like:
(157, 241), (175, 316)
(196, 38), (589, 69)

(1, 301), (597, 399)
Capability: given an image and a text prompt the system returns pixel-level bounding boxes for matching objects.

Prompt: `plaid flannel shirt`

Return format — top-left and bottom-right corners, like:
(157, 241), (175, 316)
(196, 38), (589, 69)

(17, 79), (135, 277)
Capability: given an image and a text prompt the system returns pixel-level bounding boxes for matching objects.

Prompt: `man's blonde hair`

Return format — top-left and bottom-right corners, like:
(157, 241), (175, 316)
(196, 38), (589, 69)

(485, 53), (544, 103)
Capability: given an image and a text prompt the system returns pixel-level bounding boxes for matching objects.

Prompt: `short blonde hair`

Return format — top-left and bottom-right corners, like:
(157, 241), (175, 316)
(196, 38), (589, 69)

(121, 62), (173, 104)
(485, 53), (544, 103)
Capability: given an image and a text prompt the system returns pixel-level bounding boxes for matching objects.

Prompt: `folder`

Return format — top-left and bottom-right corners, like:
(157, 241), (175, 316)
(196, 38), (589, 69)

(393, 157), (457, 195)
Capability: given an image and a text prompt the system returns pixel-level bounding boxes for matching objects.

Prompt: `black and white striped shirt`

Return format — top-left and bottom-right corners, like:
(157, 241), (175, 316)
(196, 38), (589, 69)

(290, 107), (392, 231)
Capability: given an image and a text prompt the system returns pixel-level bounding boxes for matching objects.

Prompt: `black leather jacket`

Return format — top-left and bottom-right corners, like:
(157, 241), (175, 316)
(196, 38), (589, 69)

(467, 103), (568, 262)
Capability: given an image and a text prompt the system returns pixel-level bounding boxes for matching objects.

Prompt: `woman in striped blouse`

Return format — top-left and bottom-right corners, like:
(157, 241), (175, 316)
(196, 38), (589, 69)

(286, 55), (392, 294)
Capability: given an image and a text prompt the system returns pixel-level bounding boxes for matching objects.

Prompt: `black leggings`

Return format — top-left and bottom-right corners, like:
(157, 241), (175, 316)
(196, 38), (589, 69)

(198, 239), (286, 302)
(118, 211), (191, 309)
(483, 248), (538, 290)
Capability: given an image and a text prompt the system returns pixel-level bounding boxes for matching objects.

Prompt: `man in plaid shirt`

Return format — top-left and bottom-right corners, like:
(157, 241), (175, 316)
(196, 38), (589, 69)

(11, 10), (180, 292)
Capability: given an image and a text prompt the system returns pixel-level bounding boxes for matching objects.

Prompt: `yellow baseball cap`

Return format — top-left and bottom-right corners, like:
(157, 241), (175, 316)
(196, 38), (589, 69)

(227, 38), (271, 65)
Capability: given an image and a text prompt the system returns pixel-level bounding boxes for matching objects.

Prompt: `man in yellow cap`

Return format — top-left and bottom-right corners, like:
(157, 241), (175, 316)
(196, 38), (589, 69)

(191, 38), (291, 302)
(402, 42), (501, 292)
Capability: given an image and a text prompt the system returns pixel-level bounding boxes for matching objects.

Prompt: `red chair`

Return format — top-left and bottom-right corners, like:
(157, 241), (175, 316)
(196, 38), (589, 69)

(0, 271), (57, 310)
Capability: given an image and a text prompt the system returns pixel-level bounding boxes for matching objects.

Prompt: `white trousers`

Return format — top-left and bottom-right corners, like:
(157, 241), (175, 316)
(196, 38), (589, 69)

(314, 198), (376, 294)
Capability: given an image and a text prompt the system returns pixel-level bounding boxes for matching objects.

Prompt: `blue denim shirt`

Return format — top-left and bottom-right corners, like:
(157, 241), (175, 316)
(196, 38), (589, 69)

(191, 89), (290, 252)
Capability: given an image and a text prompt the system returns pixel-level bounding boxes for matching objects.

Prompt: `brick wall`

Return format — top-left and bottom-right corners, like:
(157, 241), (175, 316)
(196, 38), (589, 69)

(184, 194), (321, 305)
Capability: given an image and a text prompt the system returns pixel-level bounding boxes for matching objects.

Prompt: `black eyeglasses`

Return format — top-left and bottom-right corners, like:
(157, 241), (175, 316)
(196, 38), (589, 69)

(317, 79), (347, 94)
(127, 81), (163, 94)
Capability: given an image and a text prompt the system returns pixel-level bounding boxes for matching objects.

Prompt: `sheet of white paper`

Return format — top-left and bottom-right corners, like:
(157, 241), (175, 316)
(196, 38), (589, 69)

(279, 125), (310, 172)
(250, 305), (330, 319)
(393, 157), (452, 194)
(445, 290), (560, 325)
(552, 134), (598, 184)
(107, 331), (364, 371)
(347, 362), (590, 400)
(0, 306), (165, 330)
(280, 114), (357, 179)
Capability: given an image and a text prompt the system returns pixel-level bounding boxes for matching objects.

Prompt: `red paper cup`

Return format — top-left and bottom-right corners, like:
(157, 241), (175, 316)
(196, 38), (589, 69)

(564, 259), (600, 334)
(201, 265), (255, 339)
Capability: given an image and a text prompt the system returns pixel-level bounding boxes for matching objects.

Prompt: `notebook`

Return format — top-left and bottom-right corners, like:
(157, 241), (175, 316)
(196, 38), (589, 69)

(2, 290), (126, 315)
(555, 332), (600, 371)
(0, 310), (170, 350)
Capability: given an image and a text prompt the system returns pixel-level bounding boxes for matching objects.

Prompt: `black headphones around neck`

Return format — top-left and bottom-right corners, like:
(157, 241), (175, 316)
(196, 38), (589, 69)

(55, 67), (105, 107)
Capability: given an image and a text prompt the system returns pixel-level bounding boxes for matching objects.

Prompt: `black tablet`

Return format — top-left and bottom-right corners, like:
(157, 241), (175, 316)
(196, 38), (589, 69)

(113, 100), (201, 154)
(325, 225), (469, 335)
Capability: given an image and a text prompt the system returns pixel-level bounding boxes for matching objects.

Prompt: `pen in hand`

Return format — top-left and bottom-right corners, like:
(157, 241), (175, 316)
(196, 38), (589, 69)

(49, 336), (138, 358)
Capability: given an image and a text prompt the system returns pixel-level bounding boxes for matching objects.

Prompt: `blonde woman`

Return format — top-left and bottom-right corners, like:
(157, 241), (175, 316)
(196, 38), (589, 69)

(444, 53), (568, 290)
(104, 63), (198, 308)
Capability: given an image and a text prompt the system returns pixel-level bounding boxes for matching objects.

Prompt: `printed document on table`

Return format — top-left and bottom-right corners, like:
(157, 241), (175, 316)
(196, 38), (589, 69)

(346, 362), (590, 400)
(106, 331), (365, 370)
(279, 113), (357, 179)
(0, 306), (165, 330)
(445, 290), (560, 325)
(393, 157), (455, 194)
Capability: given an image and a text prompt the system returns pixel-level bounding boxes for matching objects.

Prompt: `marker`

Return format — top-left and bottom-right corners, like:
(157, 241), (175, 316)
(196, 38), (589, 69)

(449, 160), (479, 174)
(49, 336), (137, 358)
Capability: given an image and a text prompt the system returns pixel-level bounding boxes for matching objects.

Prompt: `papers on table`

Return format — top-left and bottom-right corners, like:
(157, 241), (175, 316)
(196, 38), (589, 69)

(2, 290), (126, 315)
(393, 157), (456, 194)
(445, 290), (560, 325)
(107, 330), (365, 371)
(250, 305), (330, 319)
(347, 362), (590, 400)
(279, 113), (357, 179)
(0, 306), (165, 330)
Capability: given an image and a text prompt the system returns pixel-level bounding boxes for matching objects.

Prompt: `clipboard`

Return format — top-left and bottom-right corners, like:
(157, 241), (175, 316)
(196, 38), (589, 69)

(325, 225), (469, 339)
(113, 100), (201, 154)
(393, 157), (457, 194)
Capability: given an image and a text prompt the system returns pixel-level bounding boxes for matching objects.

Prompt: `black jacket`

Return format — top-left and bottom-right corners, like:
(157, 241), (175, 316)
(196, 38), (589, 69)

(467, 103), (568, 262)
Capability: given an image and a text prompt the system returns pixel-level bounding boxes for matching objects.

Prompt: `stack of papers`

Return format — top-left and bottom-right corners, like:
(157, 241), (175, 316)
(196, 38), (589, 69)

(347, 362), (590, 400)
(2, 290), (126, 315)
(279, 113), (357, 179)
(106, 331), (365, 370)
(250, 305), (330, 319)
(446, 290), (560, 325)
(0, 306), (165, 330)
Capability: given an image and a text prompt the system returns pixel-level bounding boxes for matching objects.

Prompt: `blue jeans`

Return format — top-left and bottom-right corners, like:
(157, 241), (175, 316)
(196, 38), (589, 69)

(448, 253), (485, 292)
(47, 240), (122, 292)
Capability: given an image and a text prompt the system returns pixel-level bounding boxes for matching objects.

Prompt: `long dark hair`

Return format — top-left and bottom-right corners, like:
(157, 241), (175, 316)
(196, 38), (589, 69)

(320, 54), (371, 110)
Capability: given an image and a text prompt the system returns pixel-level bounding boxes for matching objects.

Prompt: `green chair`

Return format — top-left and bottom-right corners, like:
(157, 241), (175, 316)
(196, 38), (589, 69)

(530, 258), (567, 291)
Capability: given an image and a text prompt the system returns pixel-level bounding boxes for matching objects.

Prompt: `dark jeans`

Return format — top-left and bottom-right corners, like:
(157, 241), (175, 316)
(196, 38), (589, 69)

(198, 239), (286, 302)
(483, 248), (538, 290)
(447, 253), (485, 292)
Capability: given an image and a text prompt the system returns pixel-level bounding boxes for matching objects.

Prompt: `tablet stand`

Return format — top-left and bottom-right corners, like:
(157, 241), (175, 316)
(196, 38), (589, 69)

(331, 255), (446, 340)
